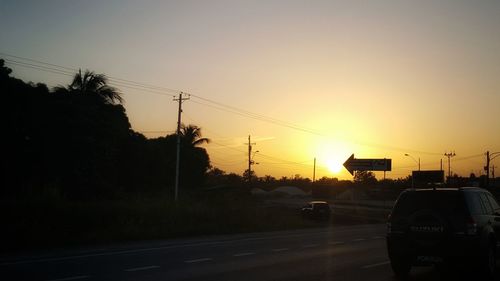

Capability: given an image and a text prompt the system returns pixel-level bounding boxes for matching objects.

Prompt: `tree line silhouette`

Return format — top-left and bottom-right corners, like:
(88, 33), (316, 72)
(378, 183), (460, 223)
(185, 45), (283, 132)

(1, 59), (210, 200)
(1, 58), (418, 202)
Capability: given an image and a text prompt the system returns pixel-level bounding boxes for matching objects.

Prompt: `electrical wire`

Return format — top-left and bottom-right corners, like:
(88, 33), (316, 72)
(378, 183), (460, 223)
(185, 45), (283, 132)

(189, 97), (442, 156)
(0, 52), (180, 94)
(4, 59), (176, 98)
(138, 130), (176, 134)
(0, 52), (475, 158)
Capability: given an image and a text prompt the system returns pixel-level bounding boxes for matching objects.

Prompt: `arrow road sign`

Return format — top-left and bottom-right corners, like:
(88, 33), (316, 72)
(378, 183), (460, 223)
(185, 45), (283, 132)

(343, 154), (392, 175)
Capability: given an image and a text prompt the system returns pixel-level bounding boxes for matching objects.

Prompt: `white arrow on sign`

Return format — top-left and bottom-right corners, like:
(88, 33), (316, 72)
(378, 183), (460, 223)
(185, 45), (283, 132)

(343, 154), (392, 175)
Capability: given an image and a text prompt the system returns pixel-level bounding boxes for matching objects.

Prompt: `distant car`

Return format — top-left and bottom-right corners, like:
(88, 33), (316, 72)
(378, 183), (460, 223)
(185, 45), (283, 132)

(387, 187), (500, 279)
(301, 201), (331, 221)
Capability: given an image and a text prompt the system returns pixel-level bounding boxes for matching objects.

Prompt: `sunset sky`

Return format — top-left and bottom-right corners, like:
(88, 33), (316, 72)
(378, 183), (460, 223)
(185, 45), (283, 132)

(1, 0), (499, 180)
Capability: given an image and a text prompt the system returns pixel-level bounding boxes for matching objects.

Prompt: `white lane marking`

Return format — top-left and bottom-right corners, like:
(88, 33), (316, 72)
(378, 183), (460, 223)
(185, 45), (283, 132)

(185, 258), (213, 263)
(352, 238), (366, 242)
(124, 265), (160, 272)
(233, 252), (255, 257)
(1, 242), (222, 266)
(362, 261), (390, 269)
(371, 236), (383, 239)
(302, 244), (319, 248)
(0, 238), (276, 265)
(2, 225), (386, 266)
(272, 248), (289, 252)
(47, 276), (90, 281)
(328, 241), (345, 245)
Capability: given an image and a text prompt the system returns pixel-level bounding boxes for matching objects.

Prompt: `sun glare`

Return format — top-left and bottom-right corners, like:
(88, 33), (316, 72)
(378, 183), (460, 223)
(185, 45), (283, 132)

(326, 159), (343, 174)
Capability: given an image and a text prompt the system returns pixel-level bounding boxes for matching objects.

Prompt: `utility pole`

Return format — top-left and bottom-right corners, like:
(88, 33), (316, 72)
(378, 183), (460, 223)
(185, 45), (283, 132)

(246, 135), (256, 185)
(485, 151), (490, 188)
(492, 165), (496, 187)
(313, 157), (316, 183)
(174, 92), (189, 202)
(486, 151), (500, 188)
(444, 151), (456, 182)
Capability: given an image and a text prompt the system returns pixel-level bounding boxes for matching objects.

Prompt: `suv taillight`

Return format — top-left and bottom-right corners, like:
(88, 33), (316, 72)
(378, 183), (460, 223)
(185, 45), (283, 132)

(466, 217), (477, 235)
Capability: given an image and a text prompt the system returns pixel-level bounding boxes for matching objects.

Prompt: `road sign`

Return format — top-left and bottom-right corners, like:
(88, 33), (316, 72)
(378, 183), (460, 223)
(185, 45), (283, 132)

(343, 154), (392, 175)
(412, 170), (444, 184)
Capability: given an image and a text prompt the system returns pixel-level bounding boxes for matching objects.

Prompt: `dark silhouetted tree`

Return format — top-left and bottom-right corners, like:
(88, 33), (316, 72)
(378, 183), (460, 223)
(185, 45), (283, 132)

(243, 169), (258, 183)
(180, 124), (210, 147)
(55, 69), (123, 105)
(1, 59), (214, 199)
(354, 171), (377, 185)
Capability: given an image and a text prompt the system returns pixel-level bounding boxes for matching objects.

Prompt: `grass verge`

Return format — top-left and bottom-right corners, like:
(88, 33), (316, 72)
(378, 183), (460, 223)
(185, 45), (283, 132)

(1, 194), (387, 253)
(1, 195), (312, 252)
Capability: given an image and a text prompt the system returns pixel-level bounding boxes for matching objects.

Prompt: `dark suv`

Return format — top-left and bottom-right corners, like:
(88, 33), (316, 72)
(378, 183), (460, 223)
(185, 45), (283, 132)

(301, 201), (331, 221)
(387, 187), (500, 278)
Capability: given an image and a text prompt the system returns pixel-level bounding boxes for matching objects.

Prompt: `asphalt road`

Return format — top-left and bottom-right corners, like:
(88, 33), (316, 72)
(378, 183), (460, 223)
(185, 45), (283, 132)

(1, 224), (453, 281)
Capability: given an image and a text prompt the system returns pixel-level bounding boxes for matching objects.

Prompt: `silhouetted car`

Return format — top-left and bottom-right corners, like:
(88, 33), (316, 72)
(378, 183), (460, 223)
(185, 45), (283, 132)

(301, 201), (331, 221)
(387, 187), (500, 279)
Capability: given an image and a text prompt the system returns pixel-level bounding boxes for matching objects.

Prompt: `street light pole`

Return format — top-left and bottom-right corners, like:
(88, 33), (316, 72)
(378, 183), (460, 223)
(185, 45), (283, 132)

(252, 150), (259, 165)
(405, 153), (420, 171)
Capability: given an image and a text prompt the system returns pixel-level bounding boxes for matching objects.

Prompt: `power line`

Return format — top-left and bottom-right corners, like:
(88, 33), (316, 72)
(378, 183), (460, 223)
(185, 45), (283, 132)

(210, 139), (318, 170)
(211, 139), (326, 174)
(257, 153), (314, 167)
(209, 154), (247, 162)
(0, 52), (458, 157)
(185, 113), (304, 166)
(391, 153), (483, 173)
(6, 53), (491, 179)
(0, 52), (76, 72)
(4, 59), (74, 77)
(184, 100), (452, 175)
(107, 82), (175, 97)
(1, 52), (180, 94)
(211, 161), (247, 167)
(190, 93), (326, 136)
(453, 153), (483, 162)
(138, 130), (176, 134)
(1, 53), (443, 156)
(189, 96), (442, 156)
(3, 55), (323, 174)
(4, 58), (176, 97)
(188, 99), (321, 134)
(209, 140), (247, 154)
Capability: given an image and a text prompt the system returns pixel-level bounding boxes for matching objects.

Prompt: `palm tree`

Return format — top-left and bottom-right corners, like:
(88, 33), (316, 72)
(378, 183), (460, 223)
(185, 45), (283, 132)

(56, 69), (123, 104)
(180, 124), (210, 147)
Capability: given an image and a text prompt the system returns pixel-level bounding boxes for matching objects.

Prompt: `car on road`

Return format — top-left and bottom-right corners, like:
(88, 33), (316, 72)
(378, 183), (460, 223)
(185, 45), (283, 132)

(301, 201), (331, 221)
(386, 187), (500, 279)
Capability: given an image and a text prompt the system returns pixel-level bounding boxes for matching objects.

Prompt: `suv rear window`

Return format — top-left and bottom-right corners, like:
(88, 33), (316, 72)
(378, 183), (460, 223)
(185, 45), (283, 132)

(465, 192), (485, 215)
(392, 190), (467, 217)
(487, 194), (500, 210)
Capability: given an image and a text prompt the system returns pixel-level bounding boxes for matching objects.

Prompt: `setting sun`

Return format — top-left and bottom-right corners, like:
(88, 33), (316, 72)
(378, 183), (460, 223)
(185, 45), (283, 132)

(326, 159), (343, 174)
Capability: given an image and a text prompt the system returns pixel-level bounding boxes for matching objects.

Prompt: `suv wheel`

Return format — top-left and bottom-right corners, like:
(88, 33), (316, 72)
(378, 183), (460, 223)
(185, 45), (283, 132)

(390, 258), (411, 279)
